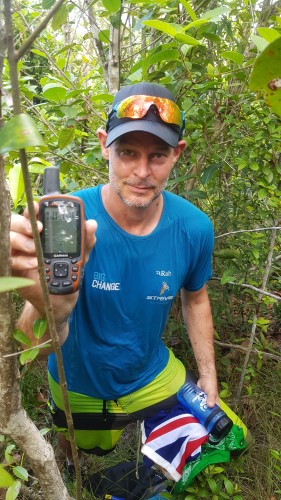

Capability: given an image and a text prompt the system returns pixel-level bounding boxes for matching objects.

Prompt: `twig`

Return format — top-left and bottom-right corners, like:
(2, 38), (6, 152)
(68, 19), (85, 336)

(2, 339), (52, 358)
(214, 340), (281, 362)
(215, 226), (281, 238)
(212, 277), (281, 301)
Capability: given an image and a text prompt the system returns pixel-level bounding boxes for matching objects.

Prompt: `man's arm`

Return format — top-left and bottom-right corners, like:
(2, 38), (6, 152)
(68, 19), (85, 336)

(180, 284), (218, 407)
(11, 202), (97, 354)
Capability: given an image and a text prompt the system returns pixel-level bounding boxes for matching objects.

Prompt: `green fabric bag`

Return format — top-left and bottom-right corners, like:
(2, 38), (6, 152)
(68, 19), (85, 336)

(174, 425), (249, 493)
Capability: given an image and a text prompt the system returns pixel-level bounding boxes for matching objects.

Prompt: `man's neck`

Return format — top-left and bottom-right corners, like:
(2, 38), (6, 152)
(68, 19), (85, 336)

(101, 184), (163, 236)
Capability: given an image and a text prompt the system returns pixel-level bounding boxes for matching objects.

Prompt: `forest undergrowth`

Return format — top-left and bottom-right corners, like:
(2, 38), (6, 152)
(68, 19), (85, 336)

(2, 286), (280, 500)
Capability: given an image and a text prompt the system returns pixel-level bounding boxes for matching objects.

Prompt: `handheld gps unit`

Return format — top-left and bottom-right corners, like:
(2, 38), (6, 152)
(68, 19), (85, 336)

(38, 167), (86, 295)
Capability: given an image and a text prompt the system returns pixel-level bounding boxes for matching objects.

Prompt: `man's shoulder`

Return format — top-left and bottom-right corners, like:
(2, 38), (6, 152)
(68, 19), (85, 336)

(72, 185), (103, 218)
(163, 190), (211, 224)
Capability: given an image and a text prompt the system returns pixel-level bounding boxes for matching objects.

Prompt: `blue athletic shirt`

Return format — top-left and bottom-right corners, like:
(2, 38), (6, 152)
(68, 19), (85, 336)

(48, 185), (214, 400)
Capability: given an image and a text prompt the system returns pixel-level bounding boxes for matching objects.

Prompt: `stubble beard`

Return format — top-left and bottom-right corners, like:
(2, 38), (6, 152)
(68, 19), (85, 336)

(109, 170), (167, 208)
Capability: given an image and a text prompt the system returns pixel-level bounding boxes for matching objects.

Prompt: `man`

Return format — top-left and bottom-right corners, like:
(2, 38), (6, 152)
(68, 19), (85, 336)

(10, 82), (218, 463)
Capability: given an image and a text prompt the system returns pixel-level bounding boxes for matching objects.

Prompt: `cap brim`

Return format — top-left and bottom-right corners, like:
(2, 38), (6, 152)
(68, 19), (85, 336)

(105, 120), (179, 148)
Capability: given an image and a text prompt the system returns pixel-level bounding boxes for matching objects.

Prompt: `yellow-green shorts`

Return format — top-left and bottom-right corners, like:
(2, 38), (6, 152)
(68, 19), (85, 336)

(48, 349), (186, 454)
(48, 348), (249, 455)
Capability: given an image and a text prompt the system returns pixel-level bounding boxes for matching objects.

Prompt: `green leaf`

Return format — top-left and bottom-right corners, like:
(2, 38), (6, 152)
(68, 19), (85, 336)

(221, 268), (236, 285)
(142, 20), (177, 37)
(130, 0), (166, 4)
(257, 27), (281, 43)
(181, 0), (197, 21)
(258, 188), (267, 199)
(250, 37), (281, 118)
(142, 49), (179, 76)
(174, 33), (203, 46)
(42, 83), (67, 102)
(5, 445), (16, 465)
(220, 51), (243, 64)
(206, 477), (219, 493)
(0, 277), (35, 293)
(8, 164), (24, 208)
(52, 4), (68, 30)
(251, 35), (269, 52)
(58, 127), (75, 149)
(0, 114), (46, 154)
(6, 480), (21, 500)
(201, 6), (230, 21)
(101, 0), (121, 12)
(42, 0), (55, 8)
(30, 49), (48, 59)
(0, 466), (14, 488)
(224, 478), (235, 495)
(201, 162), (220, 184)
(13, 329), (31, 346)
(13, 467), (28, 482)
(19, 348), (40, 365)
(98, 29), (110, 43)
(33, 319), (47, 340)
(183, 19), (209, 31)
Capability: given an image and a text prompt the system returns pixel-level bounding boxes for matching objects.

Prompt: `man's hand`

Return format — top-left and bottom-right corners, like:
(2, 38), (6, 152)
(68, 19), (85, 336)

(10, 201), (97, 317)
(197, 373), (219, 408)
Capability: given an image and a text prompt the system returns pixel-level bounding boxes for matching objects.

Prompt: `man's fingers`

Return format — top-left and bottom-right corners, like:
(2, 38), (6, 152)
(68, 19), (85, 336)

(11, 255), (38, 272)
(85, 219), (97, 256)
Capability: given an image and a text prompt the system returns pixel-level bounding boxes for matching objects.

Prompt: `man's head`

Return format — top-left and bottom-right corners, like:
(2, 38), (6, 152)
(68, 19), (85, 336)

(105, 82), (185, 148)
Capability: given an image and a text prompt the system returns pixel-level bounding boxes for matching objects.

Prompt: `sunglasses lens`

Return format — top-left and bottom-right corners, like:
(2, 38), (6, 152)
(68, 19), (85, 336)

(115, 95), (183, 127)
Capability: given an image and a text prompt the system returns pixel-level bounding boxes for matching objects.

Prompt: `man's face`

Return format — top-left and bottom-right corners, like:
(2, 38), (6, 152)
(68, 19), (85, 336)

(106, 131), (183, 208)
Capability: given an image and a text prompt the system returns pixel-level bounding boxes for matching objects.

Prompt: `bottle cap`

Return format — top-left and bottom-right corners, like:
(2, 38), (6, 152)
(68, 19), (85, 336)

(211, 416), (233, 439)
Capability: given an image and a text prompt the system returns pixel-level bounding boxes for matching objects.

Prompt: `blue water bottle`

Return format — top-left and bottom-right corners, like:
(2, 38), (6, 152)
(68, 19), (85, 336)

(177, 381), (233, 440)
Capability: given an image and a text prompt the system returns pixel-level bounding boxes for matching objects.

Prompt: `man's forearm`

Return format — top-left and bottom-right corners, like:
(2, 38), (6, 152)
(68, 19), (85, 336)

(181, 286), (218, 405)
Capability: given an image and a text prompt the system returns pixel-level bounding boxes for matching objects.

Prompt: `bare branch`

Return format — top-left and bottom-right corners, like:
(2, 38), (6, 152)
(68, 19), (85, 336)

(215, 226), (281, 239)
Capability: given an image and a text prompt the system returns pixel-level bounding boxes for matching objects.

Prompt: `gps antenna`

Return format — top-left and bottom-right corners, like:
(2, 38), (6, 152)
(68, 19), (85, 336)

(43, 166), (61, 195)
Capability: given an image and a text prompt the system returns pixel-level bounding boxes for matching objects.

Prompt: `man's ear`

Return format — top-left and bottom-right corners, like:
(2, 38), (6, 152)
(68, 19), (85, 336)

(97, 128), (109, 160)
(173, 140), (186, 162)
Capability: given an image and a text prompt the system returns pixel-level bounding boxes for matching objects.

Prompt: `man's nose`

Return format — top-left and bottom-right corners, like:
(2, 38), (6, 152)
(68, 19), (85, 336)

(133, 156), (151, 178)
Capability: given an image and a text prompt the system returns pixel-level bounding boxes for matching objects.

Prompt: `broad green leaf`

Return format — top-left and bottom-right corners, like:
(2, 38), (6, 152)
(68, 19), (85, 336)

(250, 37), (281, 118)
(142, 20), (177, 37)
(91, 92), (113, 103)
(183, 19), (209, 31)
(19, 348), (40, 366)
(30, 49), (48, 59)
(51, 4), (68, 30)
(174, 33), (203, 46)
(221, 268), (236, 285)
(201, 6), (230, 21)
(8, 164), (24, 208)
(258, 188), (267, 199)
(251, 35), (269, 52)
(130, 0), (166, 4)
(224, 478), (235, 495)
(98, 29), (110, 43)
(101, 0), (121, 12)
(6, 480), (21, 500)
(42, 83), (67, 102)
(220, 51), (243, 64)
(257, 27), (281, 43)
(0, 114), (46, 154)
(33, 318), (47, 340)
(42, 0), (55, 8)
(0, 466), (14, 488)
(5, 445), (15, 465)
(60, 106), (79, 118)
(58, 127), (75, 149)
(13, 466), (28, 482)
(201, 162), (220, 184)
(13, 329), (31, 346)
(142, 49), (179, 76)
(181, 0), (197, 21)
(0, 277), (35, 293)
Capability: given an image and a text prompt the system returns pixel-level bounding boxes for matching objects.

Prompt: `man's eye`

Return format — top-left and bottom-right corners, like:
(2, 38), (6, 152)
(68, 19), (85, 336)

(119, 149), (134, 157)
